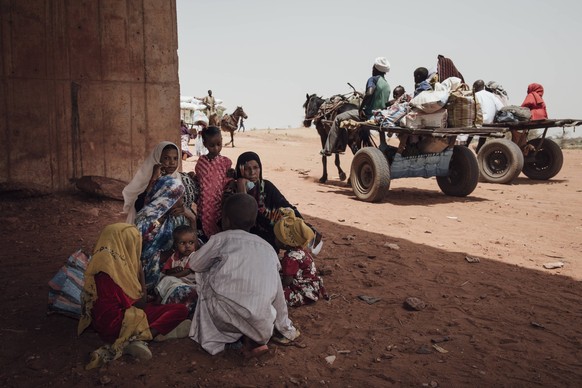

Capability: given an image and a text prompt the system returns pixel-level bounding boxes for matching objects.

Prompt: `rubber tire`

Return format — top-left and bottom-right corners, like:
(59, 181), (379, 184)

(522, 138), (564, 180)
(477, 139), (524, 184)
(437, 145), (479, 197)
(350, 147), (390, 202)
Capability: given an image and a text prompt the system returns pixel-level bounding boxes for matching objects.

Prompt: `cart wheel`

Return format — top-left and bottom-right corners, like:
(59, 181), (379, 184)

(437, 145), (479, 197)
(477, 139), (524, 184)
(522, 138), (563, 180)
(350, 147), (390, 202)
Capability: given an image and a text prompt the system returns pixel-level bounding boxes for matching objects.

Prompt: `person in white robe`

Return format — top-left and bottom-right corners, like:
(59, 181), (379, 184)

(187, 193), (299, 355)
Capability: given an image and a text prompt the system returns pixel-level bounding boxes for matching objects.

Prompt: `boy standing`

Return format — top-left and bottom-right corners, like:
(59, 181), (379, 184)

(187, 193), (299, 356)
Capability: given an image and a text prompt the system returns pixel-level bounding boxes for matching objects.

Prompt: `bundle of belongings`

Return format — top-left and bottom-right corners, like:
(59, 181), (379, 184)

(48, 249), (91, 319)
(494, 105), (531, 123)
(368, 77), (482, 130)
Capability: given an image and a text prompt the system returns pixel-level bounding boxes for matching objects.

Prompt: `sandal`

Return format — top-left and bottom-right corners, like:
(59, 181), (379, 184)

(271, 329), (303, 346)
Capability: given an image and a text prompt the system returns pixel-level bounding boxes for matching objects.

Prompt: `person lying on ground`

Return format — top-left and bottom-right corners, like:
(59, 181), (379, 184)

(187, 193), (300, 357)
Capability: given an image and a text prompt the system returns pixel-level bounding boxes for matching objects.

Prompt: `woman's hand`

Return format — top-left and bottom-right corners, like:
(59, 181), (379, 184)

(236, 178), (249, 193)
(134, 266), (148, 309)
(152, 164), (164, 178)
(170, 205), (185, 217)
(183, 206), (197, 225)
(147, 164), (164, 191)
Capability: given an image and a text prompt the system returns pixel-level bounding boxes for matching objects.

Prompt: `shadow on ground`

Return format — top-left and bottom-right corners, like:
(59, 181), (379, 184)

(0, 194), (580, 387)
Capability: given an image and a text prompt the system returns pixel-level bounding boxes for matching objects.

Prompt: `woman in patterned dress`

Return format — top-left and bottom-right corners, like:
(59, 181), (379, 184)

(134, 175), (196, 293)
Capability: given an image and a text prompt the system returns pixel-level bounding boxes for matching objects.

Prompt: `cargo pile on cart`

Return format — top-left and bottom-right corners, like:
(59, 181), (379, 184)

(337, 77), (580, 202)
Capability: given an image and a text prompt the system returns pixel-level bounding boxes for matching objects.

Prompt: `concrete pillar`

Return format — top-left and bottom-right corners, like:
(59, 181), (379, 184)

(0, 0), (180, 190)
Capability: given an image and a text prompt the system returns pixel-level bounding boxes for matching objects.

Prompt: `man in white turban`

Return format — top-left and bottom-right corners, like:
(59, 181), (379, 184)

(323, 57), (391, 156)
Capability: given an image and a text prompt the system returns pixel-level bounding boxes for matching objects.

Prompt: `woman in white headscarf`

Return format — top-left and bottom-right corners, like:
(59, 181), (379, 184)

(122, 141), (199, 224)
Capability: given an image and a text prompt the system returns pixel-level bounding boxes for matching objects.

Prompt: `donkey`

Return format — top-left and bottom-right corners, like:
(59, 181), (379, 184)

(220, 106), (248, 147)
(303, 93), (371, 183)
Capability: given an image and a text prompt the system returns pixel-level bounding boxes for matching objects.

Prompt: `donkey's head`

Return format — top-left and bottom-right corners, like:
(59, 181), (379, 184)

(303, 93), (324, 127)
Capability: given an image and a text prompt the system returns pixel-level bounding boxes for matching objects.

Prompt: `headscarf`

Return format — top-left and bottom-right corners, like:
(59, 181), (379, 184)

(235, 151), (266, 210)
(486, 81), (510, 106)
(78, 223), (152, 369)
(526, 83), (544, 104)
(274, 208), (315, 248)
(521, 83), (548, 120)
(437, 54), (465, 83)
(79, 223), (144, 333)
(135, 175), (187, 290)
(235, 151), (263, 181)
(122, 141), (182, 224)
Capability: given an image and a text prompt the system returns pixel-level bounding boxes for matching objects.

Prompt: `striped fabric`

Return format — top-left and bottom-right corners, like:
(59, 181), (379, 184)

(437, 55), (465, 83)
(188, 229), (299, 355)
(195, 155), (232, 237)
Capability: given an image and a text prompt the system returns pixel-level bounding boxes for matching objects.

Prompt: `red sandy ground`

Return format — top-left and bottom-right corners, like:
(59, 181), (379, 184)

(1, 128), (581, 387)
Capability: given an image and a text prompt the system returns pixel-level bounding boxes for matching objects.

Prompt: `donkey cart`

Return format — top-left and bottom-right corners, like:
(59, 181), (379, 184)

(474, 119), (581, 184)
(348, 124), (504, 202)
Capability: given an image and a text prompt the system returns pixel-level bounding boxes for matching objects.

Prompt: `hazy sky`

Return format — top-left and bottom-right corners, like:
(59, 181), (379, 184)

(177, 0), (582, 135)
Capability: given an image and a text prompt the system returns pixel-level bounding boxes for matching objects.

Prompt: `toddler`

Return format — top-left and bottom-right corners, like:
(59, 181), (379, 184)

(155, 225), (198, 318)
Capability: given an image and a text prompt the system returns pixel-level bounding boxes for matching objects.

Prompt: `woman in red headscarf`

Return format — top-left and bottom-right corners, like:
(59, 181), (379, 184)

(521, 83), (548, 120)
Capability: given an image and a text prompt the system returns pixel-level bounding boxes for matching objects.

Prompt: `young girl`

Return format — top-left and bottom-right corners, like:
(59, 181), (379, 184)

(273, 208), (328, 307)
(194, 126), (233, 238)
(155, 225), (198, 319)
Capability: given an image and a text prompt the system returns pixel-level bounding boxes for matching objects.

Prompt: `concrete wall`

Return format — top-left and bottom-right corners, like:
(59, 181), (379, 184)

(0, 0), (180, 191)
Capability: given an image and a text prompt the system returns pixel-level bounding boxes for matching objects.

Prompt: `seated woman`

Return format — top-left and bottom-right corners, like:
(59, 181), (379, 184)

(521, 83), (548, 120)
(135, 175), (196, 293)
(232, 151), (322, 254)
(122, 141), (199, 224)
(78, 223), (190, 370)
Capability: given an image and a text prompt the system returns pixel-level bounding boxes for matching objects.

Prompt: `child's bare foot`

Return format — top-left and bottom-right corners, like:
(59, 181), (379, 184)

(241, 336), (269, 359)
(242, 344), (269, 359)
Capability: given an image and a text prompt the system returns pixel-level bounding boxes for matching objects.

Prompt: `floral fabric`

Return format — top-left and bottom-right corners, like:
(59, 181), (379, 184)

(280, 248), (327, 307)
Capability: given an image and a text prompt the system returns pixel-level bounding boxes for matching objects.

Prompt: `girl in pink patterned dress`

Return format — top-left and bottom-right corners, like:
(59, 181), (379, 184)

(274, 208), (328, 307)
(194, 126), (233, 239)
